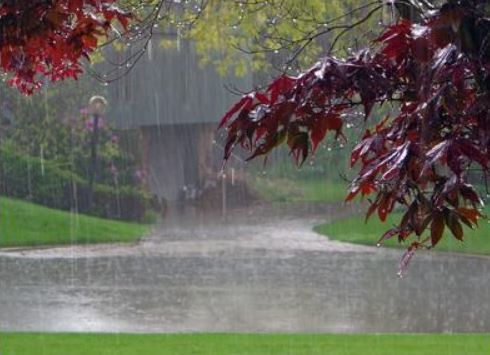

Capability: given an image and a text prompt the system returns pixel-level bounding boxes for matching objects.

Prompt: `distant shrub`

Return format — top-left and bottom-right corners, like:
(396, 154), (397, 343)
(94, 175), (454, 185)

(140, 210), (160, 225)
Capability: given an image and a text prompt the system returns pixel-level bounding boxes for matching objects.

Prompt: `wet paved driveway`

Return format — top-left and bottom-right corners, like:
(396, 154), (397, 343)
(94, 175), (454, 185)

(1, 203), (489, 333)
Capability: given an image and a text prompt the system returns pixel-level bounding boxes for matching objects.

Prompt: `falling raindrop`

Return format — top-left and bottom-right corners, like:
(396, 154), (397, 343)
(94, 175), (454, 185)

(40, 146), (45, 177)
(147, 39), (153, 61)
(177, 27), (182, 51)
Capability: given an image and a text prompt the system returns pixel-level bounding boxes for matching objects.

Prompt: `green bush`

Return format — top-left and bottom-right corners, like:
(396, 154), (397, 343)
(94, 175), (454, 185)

(0, 145), (159, 222)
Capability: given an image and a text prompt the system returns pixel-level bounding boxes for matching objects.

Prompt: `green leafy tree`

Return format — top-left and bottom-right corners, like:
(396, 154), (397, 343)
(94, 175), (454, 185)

(166, 0), (380, 77)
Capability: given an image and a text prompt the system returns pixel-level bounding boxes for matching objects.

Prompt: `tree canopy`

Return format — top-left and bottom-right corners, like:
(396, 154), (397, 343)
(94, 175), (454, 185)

(219, 0), (489, 273)
(0, 0), (384, 91)
(0, 0), (130, 94)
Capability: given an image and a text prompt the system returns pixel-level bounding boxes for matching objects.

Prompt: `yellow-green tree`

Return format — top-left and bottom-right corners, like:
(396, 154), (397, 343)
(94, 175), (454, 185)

(158, 0), (383, 77)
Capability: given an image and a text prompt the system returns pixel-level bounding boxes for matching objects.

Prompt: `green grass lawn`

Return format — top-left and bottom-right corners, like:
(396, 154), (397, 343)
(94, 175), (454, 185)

(251, 177), (348, 203)
(314, 206), (490, 255)
(0, 197), (151, 248)
(0, 333), (488, 355)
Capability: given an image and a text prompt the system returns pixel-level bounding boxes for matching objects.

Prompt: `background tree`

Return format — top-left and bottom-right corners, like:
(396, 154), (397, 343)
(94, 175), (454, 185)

(172, 0), (368, 76)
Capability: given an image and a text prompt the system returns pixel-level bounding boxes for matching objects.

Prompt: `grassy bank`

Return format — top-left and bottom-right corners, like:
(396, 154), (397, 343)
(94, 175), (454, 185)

(315, 207), (490, 255)
(251, 177), (348, 203)
(0, 333), (488, 355)
(0, 197), (151, 248)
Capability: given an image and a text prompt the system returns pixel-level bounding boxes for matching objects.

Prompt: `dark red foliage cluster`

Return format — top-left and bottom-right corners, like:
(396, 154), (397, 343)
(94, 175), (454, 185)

(0, 0), (130, 94)
(220, 1), (489, 271)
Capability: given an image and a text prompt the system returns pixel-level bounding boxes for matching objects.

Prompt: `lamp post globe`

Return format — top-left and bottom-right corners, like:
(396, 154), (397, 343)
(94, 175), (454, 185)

(88, 95), (108, 116)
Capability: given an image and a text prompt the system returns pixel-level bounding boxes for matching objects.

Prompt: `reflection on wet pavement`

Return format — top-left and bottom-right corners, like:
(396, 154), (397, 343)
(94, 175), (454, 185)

(0, 203), (489, 333)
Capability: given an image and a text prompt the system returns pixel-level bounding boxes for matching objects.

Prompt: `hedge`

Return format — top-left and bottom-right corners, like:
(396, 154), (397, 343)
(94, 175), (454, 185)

(0, 145), (160, 222)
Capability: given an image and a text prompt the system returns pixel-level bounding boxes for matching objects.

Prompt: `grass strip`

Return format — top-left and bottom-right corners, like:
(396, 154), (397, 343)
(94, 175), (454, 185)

(314, 207), (490, 255)
(1, 333), (489, 355)
(0, 197), (150, 247)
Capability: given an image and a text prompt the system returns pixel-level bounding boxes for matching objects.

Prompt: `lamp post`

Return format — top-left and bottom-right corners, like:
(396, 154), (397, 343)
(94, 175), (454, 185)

(0, 103), (13, 142)
(87, 95), (108, 210)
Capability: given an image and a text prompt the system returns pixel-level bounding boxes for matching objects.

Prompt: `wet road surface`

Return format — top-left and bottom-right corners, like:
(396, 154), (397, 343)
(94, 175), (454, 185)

(0, 203), (489, 333)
